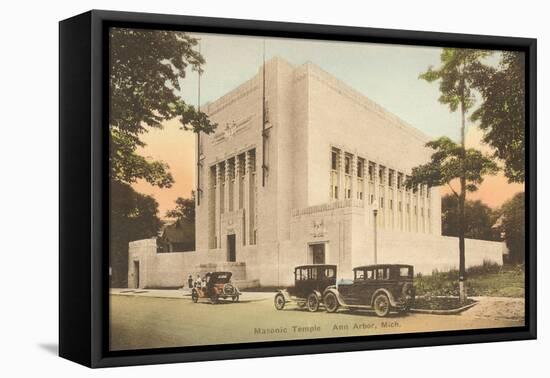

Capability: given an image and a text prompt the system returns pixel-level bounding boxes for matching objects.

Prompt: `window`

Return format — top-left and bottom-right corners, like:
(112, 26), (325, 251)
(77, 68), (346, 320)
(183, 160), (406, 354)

(310, 268), (318, 280)
(389, 199), (393, 210)
(368, 162), (375, 182)
(357, 158), (364, 178)
(426, 186), (430, 198)
(376, 268), (390, 280)
(344, 153), (352, 199)
(331, 148), (340, 200)
(370, 194), (374, 204)
(380, 197), (384, 208)
(324, 268), (335, 278)
(379, 166), (385, 184)
(388, 169), (395, 187)
(399, 267), (412, 277)
(398, 201), (402, 211)
(397, 173), (403, 190)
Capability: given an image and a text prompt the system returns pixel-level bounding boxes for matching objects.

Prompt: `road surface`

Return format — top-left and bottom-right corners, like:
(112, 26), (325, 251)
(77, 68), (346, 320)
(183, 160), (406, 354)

(109, 291), (524, 351)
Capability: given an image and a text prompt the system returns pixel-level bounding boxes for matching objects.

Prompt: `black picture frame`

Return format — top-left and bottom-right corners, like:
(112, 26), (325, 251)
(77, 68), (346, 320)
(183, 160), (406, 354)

(59, 9), (537, 368)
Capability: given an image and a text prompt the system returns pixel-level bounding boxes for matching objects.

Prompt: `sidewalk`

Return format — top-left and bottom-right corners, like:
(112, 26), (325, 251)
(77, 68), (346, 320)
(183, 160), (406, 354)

(110, 288), (275, 302)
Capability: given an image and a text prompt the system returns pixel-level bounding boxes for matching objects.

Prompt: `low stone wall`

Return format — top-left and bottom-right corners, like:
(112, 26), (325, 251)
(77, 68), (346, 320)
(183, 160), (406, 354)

(128, 233), (506, 289)
(370, 231), (506, 275)
(128, 239), (251, 288)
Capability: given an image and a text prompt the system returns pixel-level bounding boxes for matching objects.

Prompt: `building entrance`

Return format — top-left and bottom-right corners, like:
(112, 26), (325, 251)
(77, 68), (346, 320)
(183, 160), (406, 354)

(309, 243), (326, 264)
(227, 234), (236, 262)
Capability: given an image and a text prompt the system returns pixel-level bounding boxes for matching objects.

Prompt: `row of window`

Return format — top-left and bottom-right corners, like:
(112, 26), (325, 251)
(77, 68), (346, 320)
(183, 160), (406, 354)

(331, 148), (430, 193)
(330, 147), (431, 201)
(208, 149), (257, 249)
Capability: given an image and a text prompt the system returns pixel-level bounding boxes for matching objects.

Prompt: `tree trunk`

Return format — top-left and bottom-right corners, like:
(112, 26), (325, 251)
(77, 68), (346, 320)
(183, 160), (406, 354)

(458, 178), (466, 303)
(458, 89), (467, 303)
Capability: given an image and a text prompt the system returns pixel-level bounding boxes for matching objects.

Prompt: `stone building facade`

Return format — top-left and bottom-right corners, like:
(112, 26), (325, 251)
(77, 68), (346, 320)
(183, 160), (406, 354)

(127, 57), (504, 289)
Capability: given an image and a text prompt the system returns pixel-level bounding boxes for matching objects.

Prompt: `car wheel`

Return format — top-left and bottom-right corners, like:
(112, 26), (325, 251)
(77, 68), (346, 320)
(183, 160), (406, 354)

(274, 293), (286, 310)
(232, 294), (240, 302)
(307, 293), (320, 312)
(324, 292), (339, 313)
(191, 290), (199, 303)
(373, 293), (391, 317)
(210, 294), (219, 304)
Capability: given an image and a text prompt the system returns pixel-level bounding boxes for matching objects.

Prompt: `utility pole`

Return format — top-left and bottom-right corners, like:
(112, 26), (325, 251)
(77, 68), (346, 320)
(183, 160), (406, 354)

(196, 39), (202, 206)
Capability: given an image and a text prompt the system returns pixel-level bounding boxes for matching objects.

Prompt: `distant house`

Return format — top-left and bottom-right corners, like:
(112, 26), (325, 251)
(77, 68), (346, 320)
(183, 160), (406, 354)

(157, 220), (195, 253)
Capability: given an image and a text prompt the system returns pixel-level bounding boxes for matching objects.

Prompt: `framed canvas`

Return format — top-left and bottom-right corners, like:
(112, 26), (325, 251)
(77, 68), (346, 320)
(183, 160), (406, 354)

(59, 10), (537, 368)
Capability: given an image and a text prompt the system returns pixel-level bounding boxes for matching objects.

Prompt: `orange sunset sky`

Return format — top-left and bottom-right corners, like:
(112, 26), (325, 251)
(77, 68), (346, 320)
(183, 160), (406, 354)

(132, 120), (523, 217)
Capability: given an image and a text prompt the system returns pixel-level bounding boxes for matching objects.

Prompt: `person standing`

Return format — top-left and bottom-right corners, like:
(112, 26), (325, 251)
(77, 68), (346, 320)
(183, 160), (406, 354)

(187, 274), (193, 289)
(195, 274), (202, 288)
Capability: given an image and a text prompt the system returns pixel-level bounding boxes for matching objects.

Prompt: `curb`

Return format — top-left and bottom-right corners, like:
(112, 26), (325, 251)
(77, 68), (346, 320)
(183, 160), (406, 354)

(410, 301), (478, 315)
(110, 291), (270, 303)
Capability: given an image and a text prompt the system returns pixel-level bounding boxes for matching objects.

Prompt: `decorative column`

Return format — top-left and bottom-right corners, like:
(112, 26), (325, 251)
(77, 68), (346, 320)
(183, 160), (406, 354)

(391, 171), (397, 230)
(351, 154), (357, 202)
(373, 162), (379, 227)
(337, 149), (344, 201)
(215, 163), (222, 249)
(243, 151), (251, 246)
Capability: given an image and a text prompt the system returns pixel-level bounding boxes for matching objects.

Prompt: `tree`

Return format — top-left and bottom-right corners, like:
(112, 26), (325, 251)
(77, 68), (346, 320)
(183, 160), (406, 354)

(471, 51), (525, 183)
(110, 181), (162, 287)
(159, 193), (197, 253)
(166, 192), (196, 223)
(109, 29), (216, 287)
(418, 48), (494, 302)
(109, 28), (216, 187)
(500, 192), (525, 264)
(441, 194), (499, 241)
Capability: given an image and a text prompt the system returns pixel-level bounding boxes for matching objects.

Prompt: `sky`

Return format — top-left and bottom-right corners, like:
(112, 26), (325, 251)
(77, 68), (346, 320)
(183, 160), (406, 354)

(132, 32), (524, 216)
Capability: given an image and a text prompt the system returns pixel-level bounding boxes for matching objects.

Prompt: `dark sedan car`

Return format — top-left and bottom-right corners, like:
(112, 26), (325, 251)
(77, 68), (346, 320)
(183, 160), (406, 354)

(323, 264), (415, 317)
(274, 264), (337, 312)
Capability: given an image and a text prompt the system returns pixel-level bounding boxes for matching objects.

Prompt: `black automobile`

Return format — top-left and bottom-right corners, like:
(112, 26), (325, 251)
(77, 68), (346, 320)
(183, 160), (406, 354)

(191, 272), (240, 304)
(323, 264), (415, 317)
(274, 264), (337, 312)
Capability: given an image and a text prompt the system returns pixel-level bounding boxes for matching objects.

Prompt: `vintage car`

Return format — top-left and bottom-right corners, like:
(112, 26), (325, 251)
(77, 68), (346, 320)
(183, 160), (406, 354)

(323, 264), (415, 317)
(191, 271), (240, 304)
(274, 264), (337, 312)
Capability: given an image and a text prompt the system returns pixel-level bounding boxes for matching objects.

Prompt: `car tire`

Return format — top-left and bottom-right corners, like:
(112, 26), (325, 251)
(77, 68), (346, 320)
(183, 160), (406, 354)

(210, 294), (219, 304)
(373, 293), (391, 317)
(232, 294), (240, 302)
(307, 293), (320, 312)
(324, 292), (339, 313)
(191, 290), (198, 303)
(274, 293), (286, 310)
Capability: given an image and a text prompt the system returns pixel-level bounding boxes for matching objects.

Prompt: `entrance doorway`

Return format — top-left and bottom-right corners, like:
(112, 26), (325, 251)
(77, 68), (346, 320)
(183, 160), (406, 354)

(309, 243), (326, 264)
(227, 234), (236, 262)
(133, 260), (140, 288)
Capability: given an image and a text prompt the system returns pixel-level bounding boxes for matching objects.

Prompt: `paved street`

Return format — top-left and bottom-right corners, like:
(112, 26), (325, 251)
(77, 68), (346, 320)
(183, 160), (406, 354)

(109, 290), (524, 351)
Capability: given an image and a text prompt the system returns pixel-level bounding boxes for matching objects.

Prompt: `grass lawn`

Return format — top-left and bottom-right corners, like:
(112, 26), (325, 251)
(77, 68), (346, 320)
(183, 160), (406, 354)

(415, 263), (525, 298)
